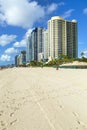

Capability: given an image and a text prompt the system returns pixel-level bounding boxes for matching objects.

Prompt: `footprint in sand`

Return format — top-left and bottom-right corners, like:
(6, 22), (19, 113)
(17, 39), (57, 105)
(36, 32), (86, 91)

(72, 112), (78, 117)
(11, 106), (19, 111)
(0, 121), (5, 126)
(10, 112), (14, 117)
(2, 128), (7, 130)
(77, 120), (87, 129)
(72, 112), (87, 129)
(59, 105), (62, 108)
(2, 101), (5, 104)
(6, 105), (10, 108)
(77, 120), (80, 124)
(0, 110), (3, 116)
(10, 119), (17, 126)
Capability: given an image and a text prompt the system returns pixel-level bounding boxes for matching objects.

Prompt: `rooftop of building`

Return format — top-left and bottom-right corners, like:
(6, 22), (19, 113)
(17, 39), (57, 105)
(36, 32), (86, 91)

(51, 16), (64, 20)
(48, 16), (77, 23)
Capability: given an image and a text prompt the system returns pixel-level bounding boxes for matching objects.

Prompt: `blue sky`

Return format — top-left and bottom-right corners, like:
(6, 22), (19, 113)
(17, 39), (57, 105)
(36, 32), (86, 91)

(0, 0), (87, 65)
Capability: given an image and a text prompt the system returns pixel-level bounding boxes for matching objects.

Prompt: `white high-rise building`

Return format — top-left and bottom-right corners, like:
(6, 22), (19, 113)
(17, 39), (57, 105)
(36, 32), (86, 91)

(26, 28), (44, 62)
(43, 30), (48, 60)
(48, 16), (78, 59)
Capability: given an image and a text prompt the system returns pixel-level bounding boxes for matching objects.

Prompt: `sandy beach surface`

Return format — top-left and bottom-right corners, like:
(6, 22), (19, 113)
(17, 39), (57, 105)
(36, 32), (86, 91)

(0, 67), (87, 130)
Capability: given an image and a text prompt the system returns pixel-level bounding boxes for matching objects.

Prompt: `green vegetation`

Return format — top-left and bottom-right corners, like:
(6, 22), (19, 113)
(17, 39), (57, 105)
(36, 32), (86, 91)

(26, 55), (87, 68)
(26, 56), (74, 68)
(76, 57), (87, 62)
(27, 61), (43, 67)
(44, 56), (73, 68)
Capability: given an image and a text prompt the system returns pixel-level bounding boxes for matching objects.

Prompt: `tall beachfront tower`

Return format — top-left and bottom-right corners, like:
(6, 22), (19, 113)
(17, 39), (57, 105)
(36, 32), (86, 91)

(43, 29), (48, 60)
(66, 19), (78, 58)
(15, 55), (19, 67)
(20, 51), (26, 64)
(26, 35), (32, 63)
(27, 27), (44, 62)
(48, 16), (78, 59)
(26, 27), (44, 62)
(31, 28), (38, 61)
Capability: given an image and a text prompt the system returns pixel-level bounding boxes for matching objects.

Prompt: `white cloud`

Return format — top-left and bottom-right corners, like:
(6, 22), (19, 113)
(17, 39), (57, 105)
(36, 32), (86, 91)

(25, 28), (34, 37)
(58, 2), (65, 6)
(0, 34), (17, 46)
(47, 3), (58, 14)
(83, 8), (87, 14)
(13, 28), (34, 47)
(47, 2), (64, 14)
(0, 54), (11, 61)
(0, 0), (62, 28)
(82, 50), (87, 54)
(13, 39), (26, 47)
(62, 9), (75, 19)
(0, 13), (5, 25)
(0, 0), (45, 28)
(5, 47), (18, 54)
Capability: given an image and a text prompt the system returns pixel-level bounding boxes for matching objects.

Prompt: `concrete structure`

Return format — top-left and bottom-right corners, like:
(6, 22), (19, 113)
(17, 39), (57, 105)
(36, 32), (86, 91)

(15, 51), (26, 66)
(48, 16), (78, 59)
(66, 20), (78, 58)
(17, 55), (21, 66)
(26, 35), (32, 63)
(29, 27), (44, 61)
(31, 29), (38, 61)
(20, 51), (26, 65)
(38, 53), (44, 62)
(37, 28), (44, 55)
(43, 30), (48, 60)
(15, 55), (21, 66)
(15, 55), (18, 67)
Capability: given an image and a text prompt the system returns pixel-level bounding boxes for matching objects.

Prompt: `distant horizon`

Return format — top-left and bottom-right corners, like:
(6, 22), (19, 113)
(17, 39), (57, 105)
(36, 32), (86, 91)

(0, 0), (87, 65)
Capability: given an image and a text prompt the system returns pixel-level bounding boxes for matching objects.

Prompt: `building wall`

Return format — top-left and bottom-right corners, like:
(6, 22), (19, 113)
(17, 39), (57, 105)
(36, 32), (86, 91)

(17, 55), (21, 66)
(43, 30), (48, 60)
(37, 28), (43, 53)
(30, 27), (44, 61)
(15, 55), (18, 66)
(48, 17), (65, 59)
(48, 16), (78, 59)
(66, 20), (78, 58)
(25, 16), (78, 63)
(26, 35), (32, 63)
(20, 51), (26, 64)
(31, 29), (38, 61)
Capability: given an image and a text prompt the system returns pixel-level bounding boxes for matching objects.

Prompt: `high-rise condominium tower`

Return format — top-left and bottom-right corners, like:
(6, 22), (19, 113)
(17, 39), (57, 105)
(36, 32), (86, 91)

(26, 27), (44, 62)
(43, 29), (48, 60)
(48, 16), (78, 59)
(20, 51), (26, 64)
(26, 35), (32, 63)
(26, 30), (37, 62)
(15, 55), (19, 67)
(31, 28), (37, 61)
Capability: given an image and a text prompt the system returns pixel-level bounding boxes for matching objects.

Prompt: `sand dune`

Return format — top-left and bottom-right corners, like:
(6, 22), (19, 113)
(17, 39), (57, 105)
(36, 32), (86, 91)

(0, 67), (87, 130)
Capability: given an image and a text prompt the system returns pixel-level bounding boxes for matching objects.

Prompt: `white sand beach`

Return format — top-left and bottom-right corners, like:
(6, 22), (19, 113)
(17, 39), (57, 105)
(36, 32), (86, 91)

(0, 67), (87, 130)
